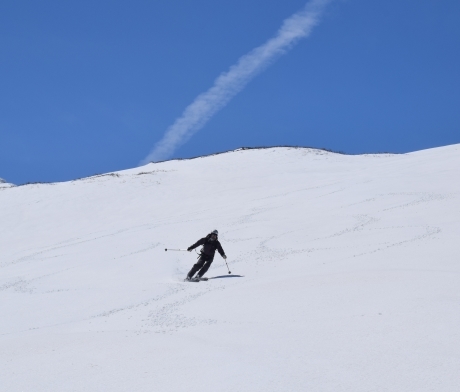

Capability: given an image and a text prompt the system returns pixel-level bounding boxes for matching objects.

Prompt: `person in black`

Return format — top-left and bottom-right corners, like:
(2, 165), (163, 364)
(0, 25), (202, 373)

(186, 230), (226, 280)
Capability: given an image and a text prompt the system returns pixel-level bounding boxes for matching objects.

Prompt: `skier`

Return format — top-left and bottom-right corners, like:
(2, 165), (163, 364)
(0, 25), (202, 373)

(185, 230), (227, 281)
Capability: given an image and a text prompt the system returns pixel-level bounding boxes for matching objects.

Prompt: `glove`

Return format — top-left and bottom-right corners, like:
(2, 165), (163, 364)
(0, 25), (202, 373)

(223, 255), (227, 260)
(187, 247), (192, 252)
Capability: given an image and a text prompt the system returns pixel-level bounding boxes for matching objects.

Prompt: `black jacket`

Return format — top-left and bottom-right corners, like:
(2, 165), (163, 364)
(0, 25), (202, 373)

(188, 235), (226, 258)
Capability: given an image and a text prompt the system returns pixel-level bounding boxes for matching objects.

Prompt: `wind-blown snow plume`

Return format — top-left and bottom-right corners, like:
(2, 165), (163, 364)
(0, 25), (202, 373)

(141, 0), (331, 164)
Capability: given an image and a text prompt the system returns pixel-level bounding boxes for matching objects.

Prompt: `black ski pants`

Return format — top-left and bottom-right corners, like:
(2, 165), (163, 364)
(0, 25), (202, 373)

(187, 254), (214, 278)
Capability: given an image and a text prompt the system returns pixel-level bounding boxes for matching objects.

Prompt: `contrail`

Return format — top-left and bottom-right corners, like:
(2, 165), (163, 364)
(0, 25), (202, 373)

(141, 0), (331, 164)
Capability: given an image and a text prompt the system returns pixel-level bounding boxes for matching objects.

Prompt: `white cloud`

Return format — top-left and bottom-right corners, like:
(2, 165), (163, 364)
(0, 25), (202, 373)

(140, 0), (331, 164)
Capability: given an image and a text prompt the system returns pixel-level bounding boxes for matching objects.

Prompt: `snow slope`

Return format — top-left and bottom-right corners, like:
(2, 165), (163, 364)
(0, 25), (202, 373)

(1, 145), (460, 392)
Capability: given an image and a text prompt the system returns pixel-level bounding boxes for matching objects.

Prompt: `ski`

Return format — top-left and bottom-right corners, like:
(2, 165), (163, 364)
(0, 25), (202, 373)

(184, 277), (208, 282)
(184, 277), (200, 282)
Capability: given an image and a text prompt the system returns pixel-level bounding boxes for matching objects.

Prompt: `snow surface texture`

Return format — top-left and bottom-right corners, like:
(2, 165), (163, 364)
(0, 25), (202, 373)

(1, 145), (459, 392)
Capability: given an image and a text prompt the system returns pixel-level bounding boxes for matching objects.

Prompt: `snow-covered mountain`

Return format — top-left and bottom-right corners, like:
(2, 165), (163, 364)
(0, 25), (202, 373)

(1, 145), (459, 392)
(0, 177), (14, 188)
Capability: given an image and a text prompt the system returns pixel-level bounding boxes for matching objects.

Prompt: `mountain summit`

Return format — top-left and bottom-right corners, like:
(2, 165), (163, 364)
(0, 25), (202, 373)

(0, 178), (14, 188)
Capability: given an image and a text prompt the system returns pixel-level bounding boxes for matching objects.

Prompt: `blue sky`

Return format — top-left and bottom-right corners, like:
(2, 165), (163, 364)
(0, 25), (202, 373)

(1, 0), (459, 184)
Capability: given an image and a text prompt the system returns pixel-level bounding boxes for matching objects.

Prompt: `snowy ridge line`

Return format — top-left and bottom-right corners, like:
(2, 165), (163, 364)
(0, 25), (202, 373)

(8, 169), (165, 187)
(0, 177), (15, 188)
(146, 144), (400, 164)
(5, 145), (400, 187)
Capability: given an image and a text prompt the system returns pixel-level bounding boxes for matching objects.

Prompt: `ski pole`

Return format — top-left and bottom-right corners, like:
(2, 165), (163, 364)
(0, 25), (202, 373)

(165, 248), (188, 252)
(223, 257), (231, 274)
